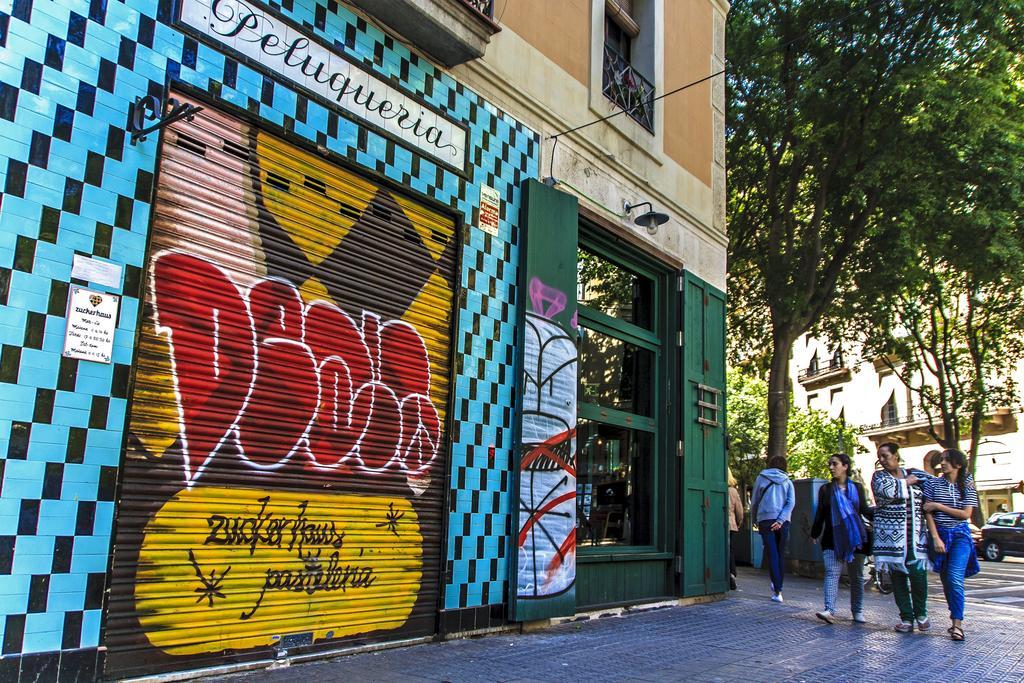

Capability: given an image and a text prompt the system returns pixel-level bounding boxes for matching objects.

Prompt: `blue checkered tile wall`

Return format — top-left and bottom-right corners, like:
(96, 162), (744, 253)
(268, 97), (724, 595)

(0, 0), (536, 674)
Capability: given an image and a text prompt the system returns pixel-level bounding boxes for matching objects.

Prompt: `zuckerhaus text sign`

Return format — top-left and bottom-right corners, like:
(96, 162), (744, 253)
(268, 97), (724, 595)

(179, 0), (468, 170)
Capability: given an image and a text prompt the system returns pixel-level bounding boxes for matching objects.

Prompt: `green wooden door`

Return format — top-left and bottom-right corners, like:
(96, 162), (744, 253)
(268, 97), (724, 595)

(574, 228), (675, 609)
(510, 179), (579, 621)
(681, 273), (728, 596)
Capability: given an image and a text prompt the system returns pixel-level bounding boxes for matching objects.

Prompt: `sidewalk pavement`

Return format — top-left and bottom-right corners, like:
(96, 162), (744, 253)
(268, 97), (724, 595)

(207, 566), (1024, 683)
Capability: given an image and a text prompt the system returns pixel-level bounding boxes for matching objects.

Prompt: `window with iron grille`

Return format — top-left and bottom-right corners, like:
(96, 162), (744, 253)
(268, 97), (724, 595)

(602, 1), (655, 131)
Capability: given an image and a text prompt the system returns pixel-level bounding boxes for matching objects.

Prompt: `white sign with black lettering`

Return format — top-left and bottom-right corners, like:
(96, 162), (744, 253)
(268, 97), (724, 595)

(179, 0), (468, 170)
(63, 287), (119, 364)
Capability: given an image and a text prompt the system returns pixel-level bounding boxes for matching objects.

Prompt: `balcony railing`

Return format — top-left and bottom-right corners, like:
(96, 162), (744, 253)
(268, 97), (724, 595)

(602, 44), (655, 131)
(462, 0), (494, 18)
(863, 406), (1015, 438)
(797, 358), (846, 382)
(862, 411), (929, 434)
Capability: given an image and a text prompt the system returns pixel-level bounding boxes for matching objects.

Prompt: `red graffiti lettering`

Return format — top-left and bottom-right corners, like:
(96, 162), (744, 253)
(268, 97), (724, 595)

(151, 252), (441, 490)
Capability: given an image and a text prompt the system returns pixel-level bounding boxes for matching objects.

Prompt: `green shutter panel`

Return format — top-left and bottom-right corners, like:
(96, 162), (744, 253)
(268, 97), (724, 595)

(510, 179), (579, 621)
(682, 276), (707, 596)
(703, 286), (729, 594)
(680, 272), (728, 596)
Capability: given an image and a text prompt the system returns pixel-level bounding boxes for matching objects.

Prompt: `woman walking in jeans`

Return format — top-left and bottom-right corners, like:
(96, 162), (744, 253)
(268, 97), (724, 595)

(810, 453), (871, 624)
(750, 455), (795, 602)
(872, 442), (931, 633)
(923, 448), (980, 641)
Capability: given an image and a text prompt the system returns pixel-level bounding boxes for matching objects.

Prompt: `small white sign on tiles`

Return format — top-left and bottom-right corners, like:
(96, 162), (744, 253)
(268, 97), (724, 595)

(478, 185), (501, 236)
(63, 287), (120, 364)
(71, 254), (123, 289)
(178, 0), (468, 170)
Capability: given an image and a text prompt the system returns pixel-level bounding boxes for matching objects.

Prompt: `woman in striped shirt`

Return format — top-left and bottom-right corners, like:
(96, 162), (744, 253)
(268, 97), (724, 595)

(922, 448), (980, 642)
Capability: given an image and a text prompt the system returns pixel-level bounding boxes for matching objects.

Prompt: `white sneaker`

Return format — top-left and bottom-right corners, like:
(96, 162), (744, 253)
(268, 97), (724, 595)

(771, 593), (784, 603)
(852, 613), (866, 624)
(816, 610), (836, 624)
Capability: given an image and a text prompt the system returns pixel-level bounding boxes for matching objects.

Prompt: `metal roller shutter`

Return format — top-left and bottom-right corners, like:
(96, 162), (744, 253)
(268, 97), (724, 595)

(105, 94), (457, 677)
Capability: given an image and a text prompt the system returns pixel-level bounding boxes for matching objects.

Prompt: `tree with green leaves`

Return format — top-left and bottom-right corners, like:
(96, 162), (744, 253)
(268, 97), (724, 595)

(856, 47), (1024, 495)
(727, 0), (1022, 460)
(726, 368), (864, 491)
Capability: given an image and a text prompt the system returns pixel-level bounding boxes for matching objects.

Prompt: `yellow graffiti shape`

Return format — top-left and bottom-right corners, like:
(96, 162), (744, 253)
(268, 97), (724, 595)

(255, 132), (376, 268)
(125, 320), (181, 459)
(402, 269), (455, 419)
(392, 194), (455, 264)
(135, 486), (423, 655)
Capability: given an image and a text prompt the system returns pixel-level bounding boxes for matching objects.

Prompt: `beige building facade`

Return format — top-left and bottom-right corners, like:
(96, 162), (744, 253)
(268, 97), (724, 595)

(457, 0), (729, 290)
(791, 335), (1024, 517)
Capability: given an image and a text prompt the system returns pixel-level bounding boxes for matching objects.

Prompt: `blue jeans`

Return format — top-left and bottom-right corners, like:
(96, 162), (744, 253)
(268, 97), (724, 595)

(939, 530), (973, 620)
(759, 521), (790, 594)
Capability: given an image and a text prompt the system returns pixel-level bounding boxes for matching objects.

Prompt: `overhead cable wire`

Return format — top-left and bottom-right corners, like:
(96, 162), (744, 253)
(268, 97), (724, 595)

(548, 0), (894, 140)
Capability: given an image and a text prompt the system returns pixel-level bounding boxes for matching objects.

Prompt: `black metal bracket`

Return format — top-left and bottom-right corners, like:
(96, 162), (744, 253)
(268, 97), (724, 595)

(128, 95), (203, 144)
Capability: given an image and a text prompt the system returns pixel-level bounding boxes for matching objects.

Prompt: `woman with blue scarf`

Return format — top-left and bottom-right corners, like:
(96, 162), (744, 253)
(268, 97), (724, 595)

(810, 453), (871, 624)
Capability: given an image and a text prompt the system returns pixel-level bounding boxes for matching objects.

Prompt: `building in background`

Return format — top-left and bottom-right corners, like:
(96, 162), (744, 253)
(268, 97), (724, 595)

(791, 336), (1024, 515)
(0, 0), (728, 679)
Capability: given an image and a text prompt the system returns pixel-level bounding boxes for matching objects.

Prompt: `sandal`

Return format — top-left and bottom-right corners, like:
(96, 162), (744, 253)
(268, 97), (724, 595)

(948, 626), (965, 641)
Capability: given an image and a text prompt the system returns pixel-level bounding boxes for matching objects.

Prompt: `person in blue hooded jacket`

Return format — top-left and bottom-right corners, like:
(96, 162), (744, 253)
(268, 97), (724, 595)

(750, 455), (796, 602)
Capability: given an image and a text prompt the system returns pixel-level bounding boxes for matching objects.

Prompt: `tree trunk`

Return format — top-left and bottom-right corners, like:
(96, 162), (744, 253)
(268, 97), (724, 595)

(766, 331), (795, 462)
(967, 404), (985, 527)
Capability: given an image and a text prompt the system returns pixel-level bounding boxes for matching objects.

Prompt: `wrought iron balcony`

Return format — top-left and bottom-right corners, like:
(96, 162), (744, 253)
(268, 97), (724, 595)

(861, 410), (931, 439)
(602, 44), (655, 131)
(862, 406), (1015, 445)
(797, 357), (849, 385)
(462, 0), (494, 17)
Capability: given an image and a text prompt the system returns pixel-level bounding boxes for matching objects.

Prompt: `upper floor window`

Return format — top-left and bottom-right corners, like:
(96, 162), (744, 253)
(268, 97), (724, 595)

(882, 393), (899, 426)
(464, 0), (494, 19)
(602, 0), (655, 131)
(605, 2), (633, 60)
(807, 351), (819, 375)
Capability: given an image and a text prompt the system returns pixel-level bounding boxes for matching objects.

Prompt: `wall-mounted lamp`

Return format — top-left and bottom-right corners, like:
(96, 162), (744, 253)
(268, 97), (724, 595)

(624, 201), (670, 235)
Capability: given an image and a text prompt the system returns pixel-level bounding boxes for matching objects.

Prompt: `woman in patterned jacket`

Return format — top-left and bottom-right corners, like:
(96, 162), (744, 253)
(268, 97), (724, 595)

(872, 442), (931, 633)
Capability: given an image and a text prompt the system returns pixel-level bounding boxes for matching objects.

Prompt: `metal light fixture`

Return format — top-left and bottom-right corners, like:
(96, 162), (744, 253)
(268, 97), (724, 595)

(624, 201), (670, 235)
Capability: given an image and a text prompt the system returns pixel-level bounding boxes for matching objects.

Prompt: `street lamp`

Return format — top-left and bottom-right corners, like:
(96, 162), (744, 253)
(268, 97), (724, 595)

(624, 201), (670, 235)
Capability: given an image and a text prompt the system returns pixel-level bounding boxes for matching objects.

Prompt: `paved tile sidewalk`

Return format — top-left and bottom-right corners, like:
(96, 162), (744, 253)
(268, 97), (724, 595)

(207, 567), (1024, 683)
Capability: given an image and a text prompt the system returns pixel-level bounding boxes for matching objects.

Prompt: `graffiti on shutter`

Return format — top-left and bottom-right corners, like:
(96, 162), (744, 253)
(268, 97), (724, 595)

(107, 97), (456, 673)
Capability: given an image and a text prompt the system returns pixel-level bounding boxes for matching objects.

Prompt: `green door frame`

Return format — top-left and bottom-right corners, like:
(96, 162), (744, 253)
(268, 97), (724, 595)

(575, 225), (679, 606)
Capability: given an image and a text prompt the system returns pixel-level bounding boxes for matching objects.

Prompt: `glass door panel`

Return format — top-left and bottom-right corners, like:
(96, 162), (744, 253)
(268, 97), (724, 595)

(576, 420), (653, 547)
(578, 328), (654, 417)
(578, 247), (654, 330)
